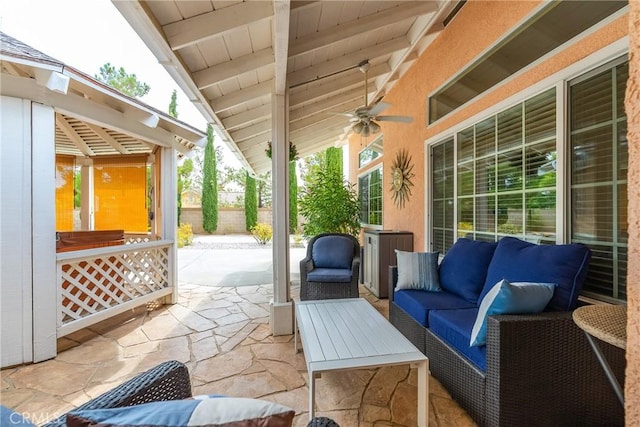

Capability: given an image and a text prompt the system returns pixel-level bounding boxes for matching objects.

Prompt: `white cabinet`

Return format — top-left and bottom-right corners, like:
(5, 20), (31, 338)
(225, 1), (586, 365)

(363, 230), (413, 298)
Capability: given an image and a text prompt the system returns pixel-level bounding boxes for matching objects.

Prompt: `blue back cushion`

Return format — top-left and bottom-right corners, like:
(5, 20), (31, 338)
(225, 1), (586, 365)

(312, 235), (354, 269)
(480, 237), (591, 311)
(429, 308), (487, 371)
(394, 289), (476, 327)
(439, 238), (498, 303)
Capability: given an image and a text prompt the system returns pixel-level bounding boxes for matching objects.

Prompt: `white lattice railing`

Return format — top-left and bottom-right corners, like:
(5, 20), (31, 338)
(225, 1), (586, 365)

(125, 234), (157, 245)
(56, 240), (174, 337)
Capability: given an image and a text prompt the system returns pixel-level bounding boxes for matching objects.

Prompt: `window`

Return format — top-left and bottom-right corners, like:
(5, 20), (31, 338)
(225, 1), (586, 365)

(359, 167), (383, 227)
(428, 0), (626, 123)
(431, 138), (455, 253)
(569, 59), (628, 301)
(457, 88), (557, 243)
(428, 58), (628, 302)
(359, 136), (383, 168)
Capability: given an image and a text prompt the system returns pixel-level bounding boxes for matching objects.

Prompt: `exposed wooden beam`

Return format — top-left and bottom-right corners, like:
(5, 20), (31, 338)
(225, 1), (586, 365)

(290, 114), (347, 133)
(289, 62), (389, 107)
(85, 123), (131, 154)
(55, 115), (95, 156)
(222, 104), (272, 130)
(287, 36), (410, 87)
(290, 87), (362, 121)
(289, 2), (437, 57)
(193, 48), (274, 90)
(211, 80), (273, 112)
(164, 1), (273, 50)
(237, 134), (270, 151)
(273, 0), (291, 95)
(229, 120), (271, 142)
(290, 118), (348, 140)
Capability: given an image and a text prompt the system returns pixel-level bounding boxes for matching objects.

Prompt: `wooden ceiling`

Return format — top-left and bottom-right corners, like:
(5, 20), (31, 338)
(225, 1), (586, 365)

(115, 1), (457, 173)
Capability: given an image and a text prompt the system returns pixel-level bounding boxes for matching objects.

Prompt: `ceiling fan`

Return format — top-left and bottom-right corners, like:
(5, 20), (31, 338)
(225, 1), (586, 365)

(343, 60), (413, 137)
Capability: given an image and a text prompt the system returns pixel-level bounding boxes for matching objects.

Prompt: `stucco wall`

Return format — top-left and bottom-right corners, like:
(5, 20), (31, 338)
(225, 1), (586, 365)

(348, 0), (628, 251)
(181, 207), (274, 234)
(626, 2), (639, 424)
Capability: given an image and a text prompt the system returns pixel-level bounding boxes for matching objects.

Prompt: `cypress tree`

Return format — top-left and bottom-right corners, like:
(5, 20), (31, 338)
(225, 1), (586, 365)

(245, 171), (258, 231)
(201, 125), (218, 232)
(289, 161), (298, 233)
(325, 146), (343, 177)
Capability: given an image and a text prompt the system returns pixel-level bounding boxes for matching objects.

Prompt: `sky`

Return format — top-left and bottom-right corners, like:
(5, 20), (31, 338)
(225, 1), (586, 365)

(0, 0), (241, 167)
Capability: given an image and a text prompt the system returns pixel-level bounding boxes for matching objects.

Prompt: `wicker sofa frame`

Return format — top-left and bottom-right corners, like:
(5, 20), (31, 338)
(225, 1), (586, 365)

(388, 266), (625, 426)
(300, 233), (360, 301)
(42, 360), (341, 427)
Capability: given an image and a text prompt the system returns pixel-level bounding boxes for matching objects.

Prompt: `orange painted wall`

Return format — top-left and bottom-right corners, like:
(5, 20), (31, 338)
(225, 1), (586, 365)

(625, 2), (639, 423)
(348, 0), (628, 252)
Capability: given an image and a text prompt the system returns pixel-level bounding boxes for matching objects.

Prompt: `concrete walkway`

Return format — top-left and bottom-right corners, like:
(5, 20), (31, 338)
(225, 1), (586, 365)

(178, 234), (307, 287)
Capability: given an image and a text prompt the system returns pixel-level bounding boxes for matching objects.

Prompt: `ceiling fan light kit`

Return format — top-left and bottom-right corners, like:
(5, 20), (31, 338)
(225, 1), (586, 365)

(343, 60), (413, 137)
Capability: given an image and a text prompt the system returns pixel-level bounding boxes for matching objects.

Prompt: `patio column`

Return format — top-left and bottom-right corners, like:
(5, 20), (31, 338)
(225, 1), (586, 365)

(160, 147), (178, 304)
(270, 91), (293, 335)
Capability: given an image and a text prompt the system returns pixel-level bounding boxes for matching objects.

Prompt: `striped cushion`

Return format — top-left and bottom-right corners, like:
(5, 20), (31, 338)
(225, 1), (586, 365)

(395, 250), (441, 291)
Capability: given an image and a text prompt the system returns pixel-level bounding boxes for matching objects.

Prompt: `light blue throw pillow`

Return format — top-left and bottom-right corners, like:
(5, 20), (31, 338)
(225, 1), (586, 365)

(470, 279), (556, 347)
(395, 250), (441, 291)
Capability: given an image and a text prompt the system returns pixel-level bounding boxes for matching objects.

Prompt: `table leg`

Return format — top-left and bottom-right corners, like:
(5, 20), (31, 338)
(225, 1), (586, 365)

(417, 361), (429, 427)
(584, 331), (624, 405)
(309, 371), (316, 421)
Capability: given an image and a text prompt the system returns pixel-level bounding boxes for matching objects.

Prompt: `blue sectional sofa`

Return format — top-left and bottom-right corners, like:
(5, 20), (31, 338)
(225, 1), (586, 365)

(389, 237), (625, 426)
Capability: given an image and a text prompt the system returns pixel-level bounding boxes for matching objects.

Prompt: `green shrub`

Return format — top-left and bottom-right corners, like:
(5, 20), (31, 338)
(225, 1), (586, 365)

(177, 223), (194, 248)
(250, 223), (273, 245)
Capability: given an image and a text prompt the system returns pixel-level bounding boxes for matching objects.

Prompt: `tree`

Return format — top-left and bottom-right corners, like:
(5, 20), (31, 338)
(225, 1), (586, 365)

(169, 90), (178, 118)
(299, 163), (361, 238)
(325, 146), (343, 177)
(95, 62), (150, 98)
(289, 161), (298, 232)
(245, 171), (258, 231)
(177, 158), (193, 225)
(257, 171), (272, 208)
(201, 125), (218, 232)
(169, 89), (186, 224)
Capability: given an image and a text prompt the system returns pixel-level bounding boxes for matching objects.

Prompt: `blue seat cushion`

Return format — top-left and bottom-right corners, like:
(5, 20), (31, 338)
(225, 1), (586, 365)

(394, 289), (476, 327)
(429, 308), (487, 371)
(480, 237), (591, 311)
(312, 235), (354, 269)
(439, 238), (498, 303)
(308, 267), (352, 283)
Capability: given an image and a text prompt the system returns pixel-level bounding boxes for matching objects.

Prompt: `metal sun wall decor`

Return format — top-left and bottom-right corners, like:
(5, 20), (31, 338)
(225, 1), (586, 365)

(390, 149), (414, 209)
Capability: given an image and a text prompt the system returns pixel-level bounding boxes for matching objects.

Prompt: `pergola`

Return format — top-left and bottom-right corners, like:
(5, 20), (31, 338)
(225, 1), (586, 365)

(0, 32), (206, 366)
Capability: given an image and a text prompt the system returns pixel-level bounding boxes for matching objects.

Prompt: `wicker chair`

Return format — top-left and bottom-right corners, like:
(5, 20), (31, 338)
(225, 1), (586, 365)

(41, 360), (340, 427)
(43, 360), (191, 427)
(300, 233), (360, 301)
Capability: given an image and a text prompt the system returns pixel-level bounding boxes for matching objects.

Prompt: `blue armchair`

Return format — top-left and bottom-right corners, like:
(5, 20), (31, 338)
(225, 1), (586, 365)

(300, 233), (360, 301)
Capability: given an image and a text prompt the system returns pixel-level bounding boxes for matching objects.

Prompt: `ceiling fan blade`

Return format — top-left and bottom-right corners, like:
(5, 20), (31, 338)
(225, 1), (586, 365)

(375, 115), (413, 123)
(367, 101), (390, 117)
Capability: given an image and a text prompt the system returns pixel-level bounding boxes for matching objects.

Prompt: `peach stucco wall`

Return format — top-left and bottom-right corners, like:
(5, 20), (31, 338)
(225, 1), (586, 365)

(626, 2), (639, 424)
(348, 1), (628, 252)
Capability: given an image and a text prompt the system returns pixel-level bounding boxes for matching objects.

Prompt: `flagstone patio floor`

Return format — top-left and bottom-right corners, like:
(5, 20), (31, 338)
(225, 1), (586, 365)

(1, 283), (475, 426)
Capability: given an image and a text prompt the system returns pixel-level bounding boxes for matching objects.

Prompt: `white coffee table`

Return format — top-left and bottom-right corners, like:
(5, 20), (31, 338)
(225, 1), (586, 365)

(295, 298), (429, 426)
